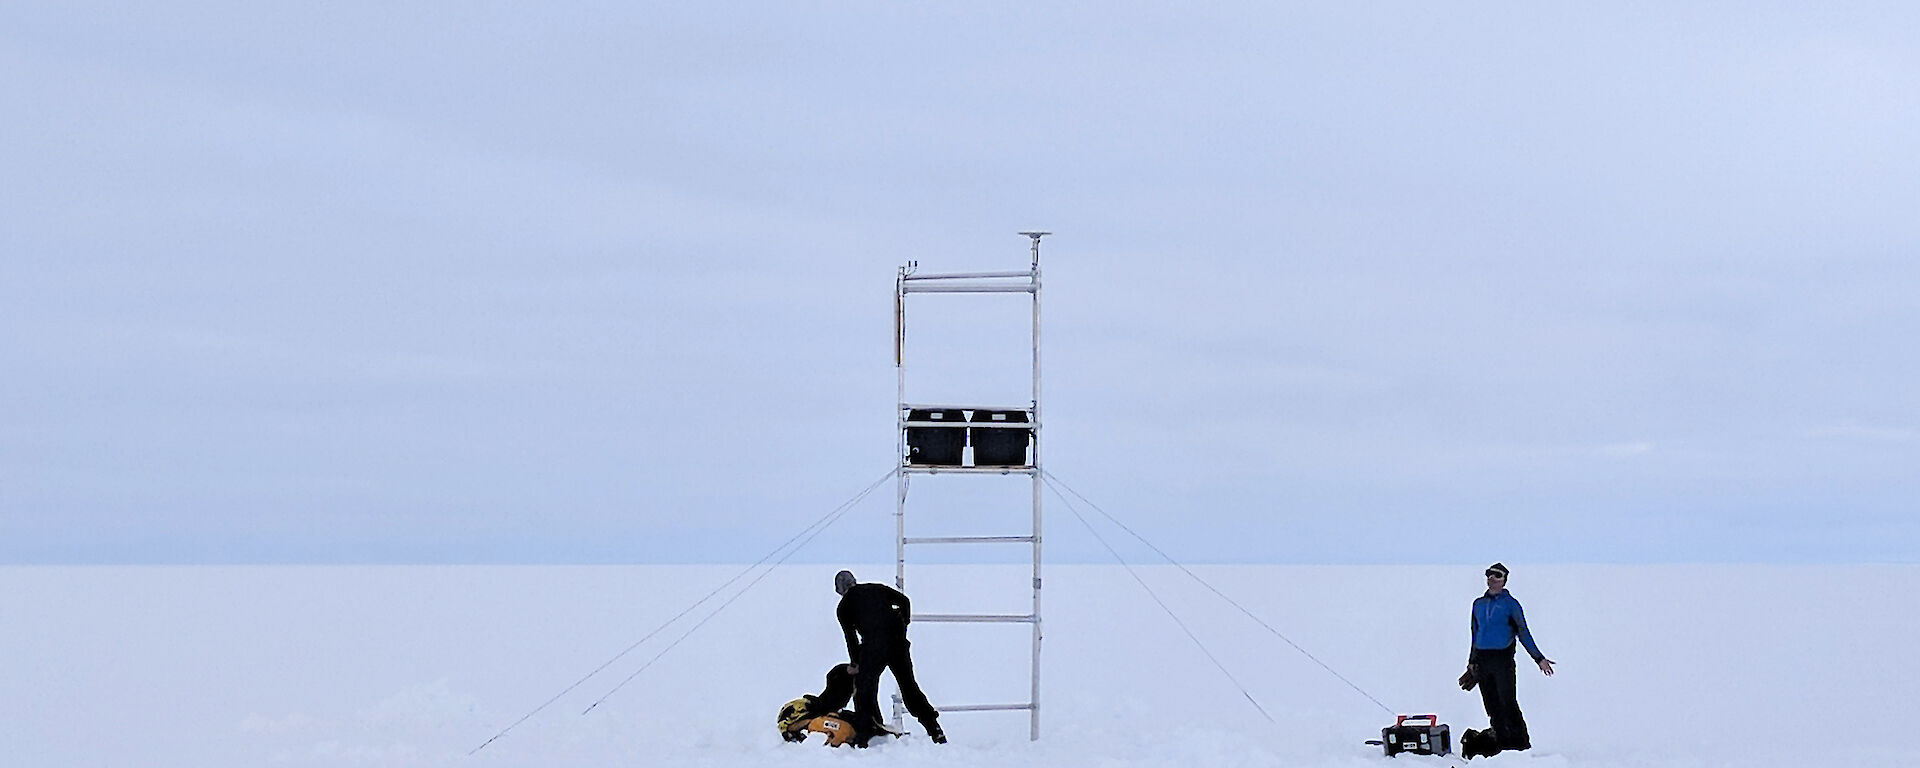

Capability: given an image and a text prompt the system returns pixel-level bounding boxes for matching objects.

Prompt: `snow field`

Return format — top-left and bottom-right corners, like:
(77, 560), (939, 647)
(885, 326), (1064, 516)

(3, 564), (1915, 767)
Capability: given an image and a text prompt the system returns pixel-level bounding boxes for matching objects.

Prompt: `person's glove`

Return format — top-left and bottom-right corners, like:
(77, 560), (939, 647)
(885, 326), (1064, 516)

(1458, 665), (1479, 691)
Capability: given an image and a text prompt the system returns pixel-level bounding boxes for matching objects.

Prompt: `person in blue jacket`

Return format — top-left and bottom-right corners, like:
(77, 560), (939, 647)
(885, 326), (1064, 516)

(1461, 562), (1554, 756)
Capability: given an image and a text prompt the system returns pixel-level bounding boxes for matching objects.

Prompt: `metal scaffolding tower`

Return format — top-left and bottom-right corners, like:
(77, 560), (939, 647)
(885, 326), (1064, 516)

(890, 232), (1048, 741)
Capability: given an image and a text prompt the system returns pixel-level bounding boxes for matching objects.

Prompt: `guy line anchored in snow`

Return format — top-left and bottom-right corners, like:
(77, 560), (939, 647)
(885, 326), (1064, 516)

(1042, 471), (1401, 719)
(1044, 478), (1277, 724)
(577, 469), (896, 714)
(467, 467), (898, 756)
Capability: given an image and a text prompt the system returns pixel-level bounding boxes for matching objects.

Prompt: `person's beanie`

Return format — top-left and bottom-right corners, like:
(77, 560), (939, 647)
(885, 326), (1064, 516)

(1486, 562), (1509, 578)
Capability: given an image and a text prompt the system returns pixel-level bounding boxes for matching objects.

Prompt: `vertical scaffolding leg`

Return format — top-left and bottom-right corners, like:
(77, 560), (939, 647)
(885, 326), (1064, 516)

(893, 265), (909, 735)
(1030, 470), (1043, 741)
(1028, 231), (1045, 741)
(895, 264), (909, 593)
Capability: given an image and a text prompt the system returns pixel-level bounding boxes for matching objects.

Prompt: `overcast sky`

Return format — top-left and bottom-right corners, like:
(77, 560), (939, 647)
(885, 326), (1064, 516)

(4, 2), (1915, 564)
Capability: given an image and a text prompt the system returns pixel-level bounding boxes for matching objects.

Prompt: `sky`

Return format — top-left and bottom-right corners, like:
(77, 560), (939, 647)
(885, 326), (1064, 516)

(3, 2), (1916, 564)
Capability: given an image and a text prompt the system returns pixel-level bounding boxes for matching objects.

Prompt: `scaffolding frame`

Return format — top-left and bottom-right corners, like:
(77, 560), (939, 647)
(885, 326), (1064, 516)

(890, 233), (1048, 741)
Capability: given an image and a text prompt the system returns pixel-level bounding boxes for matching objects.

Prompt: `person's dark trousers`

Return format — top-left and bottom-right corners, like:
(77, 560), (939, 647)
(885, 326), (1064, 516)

(1471, 647), (1531, 751)
(852, 635), (939, 731)
(814, 664), (856, 713)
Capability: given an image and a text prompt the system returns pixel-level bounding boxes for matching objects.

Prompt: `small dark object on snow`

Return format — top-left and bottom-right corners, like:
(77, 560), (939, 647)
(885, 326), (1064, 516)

(1379, 714), (1450, 757)
(1460, 727), (1502, 759)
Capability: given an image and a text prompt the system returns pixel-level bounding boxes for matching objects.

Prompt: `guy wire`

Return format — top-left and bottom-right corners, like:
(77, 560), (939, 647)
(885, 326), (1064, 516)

(468, 467), (898, 755)
(1043, 471), (1398, 717)
(577, 469), (894, 714)
(1045, 481), (1276, 724)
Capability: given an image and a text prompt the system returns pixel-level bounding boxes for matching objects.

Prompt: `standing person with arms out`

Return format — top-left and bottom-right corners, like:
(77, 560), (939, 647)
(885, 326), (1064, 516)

(833, 569), (945, 744)
(1461, 562), (1554, 758)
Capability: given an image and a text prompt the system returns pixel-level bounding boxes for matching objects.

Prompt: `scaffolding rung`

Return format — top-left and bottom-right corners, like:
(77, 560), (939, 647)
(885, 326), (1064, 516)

(936, 703), (1035, 713)
(900, 465), (1036, 475)
(903, 283), (1035, 294)
(904, 535), (1034, 545)
(902, 270), (1033, 281)
(903, 420), (1033, 429)
(901, 403), (1032, 413)
(916, 613), (1036, 624)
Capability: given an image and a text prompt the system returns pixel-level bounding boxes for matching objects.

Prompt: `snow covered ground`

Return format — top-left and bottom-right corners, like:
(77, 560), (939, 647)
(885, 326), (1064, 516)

(4, 564), (1915, 767)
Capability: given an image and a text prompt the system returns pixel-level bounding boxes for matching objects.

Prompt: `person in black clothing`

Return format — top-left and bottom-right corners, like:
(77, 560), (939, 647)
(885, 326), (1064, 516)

(834, 569), (945, 744)
(806, 662), (858, 719)
(779, 663), (886, 747)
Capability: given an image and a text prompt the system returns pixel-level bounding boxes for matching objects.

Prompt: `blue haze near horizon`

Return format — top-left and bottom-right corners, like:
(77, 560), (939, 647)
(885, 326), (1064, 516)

(3, 2), (1915, 564)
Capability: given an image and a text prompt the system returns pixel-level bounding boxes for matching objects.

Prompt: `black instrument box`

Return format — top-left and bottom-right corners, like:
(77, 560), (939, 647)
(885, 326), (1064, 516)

(905, 409), (967, 466)
(1381, 714), (1450, 757)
